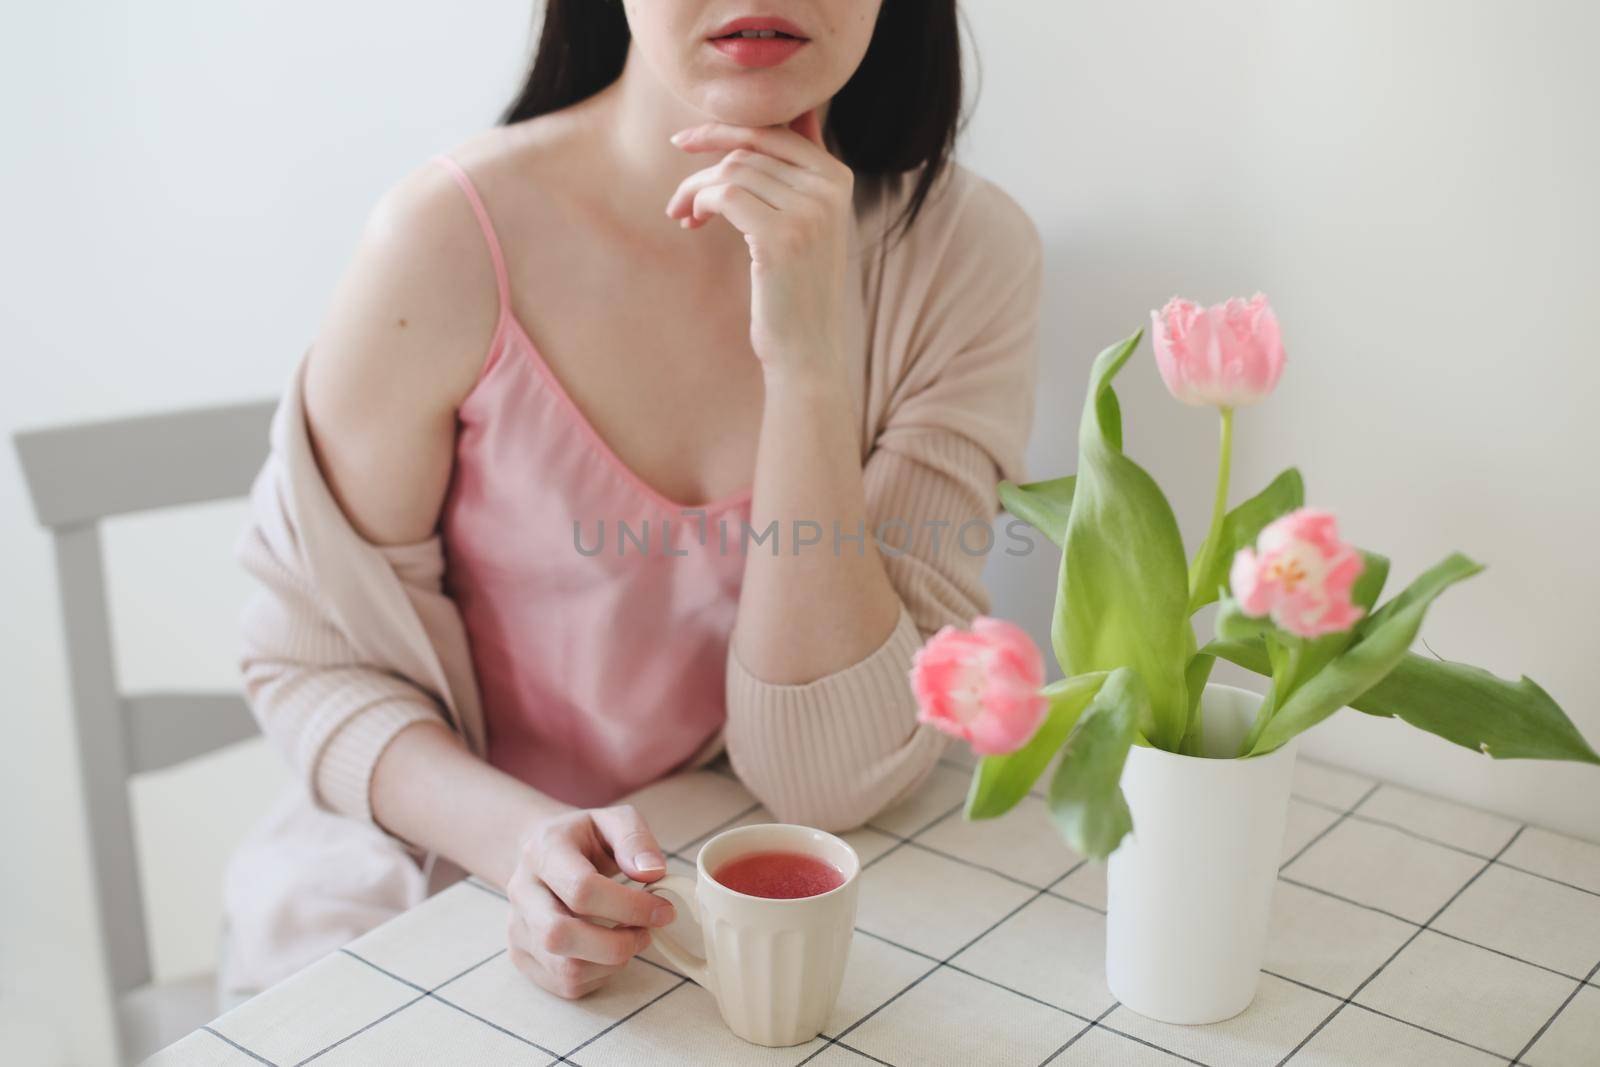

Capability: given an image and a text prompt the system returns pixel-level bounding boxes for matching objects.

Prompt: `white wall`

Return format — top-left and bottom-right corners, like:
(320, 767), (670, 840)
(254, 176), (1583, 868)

(2, 2), (1596, 1063)
(0, 3), (533, 1062)
(972, 0), (1600, 844)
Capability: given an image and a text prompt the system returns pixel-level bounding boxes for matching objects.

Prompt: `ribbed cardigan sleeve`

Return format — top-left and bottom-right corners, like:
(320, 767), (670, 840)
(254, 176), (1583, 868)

(724, 176), (1045, 831)
(235, 474), (452, 829)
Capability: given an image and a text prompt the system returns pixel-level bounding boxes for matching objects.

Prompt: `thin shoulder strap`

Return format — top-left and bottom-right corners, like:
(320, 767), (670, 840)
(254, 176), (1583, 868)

(432, 154), (511, 314)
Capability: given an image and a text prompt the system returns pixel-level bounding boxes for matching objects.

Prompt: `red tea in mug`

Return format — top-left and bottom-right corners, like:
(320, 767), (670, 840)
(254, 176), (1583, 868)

(712, 850), (845, 899)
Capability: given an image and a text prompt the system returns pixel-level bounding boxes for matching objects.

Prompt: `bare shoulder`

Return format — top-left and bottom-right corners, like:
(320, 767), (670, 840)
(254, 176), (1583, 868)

(301, 116), (599, 544)
(440, 111), (606, 257)
(448, 109), (596, 207)
(302, 145), (518, 543)
(306, 116), (590, 423)
(308, 152), (506, 419)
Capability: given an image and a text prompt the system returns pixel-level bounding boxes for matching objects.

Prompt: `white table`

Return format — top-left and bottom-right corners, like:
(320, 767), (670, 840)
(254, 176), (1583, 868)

(148, 759), (1600, 1066)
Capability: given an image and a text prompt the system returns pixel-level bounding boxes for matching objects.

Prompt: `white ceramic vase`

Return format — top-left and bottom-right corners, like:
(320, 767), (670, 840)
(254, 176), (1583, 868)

(1104, 683), (1299, 1025)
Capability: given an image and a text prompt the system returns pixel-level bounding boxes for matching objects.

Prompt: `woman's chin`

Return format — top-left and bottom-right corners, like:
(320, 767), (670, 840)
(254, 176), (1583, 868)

(688, 84), (823, 130)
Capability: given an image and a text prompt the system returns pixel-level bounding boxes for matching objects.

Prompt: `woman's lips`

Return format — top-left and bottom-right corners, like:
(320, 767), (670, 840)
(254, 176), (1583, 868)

(709, 34), (808, 68)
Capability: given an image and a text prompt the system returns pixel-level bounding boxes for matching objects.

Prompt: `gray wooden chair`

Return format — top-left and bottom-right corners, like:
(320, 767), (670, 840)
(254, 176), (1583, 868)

(14, 399), (276, 1064)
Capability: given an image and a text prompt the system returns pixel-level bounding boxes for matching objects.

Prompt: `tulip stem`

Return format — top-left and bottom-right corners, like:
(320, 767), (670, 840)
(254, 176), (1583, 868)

(1189, 406), (1235, 608)
(1241, 638), (1300, 756)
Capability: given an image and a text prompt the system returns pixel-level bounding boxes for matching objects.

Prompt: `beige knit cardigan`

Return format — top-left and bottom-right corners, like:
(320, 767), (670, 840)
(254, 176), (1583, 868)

(223, 161), (1041, 990)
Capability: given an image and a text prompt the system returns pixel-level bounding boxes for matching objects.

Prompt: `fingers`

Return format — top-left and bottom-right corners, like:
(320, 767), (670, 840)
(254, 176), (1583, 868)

(514, 879), (652, 965)
(668, 118), (849, 241)
(591, 804), (669, 881)
(666, 148), (810, 221)
(672, 121), (839, 174)
(666, 155), (804, 223)
(689, 183), (779, 239)
(547, 915), (652, 966)
(508, 908), (626, 1000)
(505, 808), (678, 1002)
(539, 840), (676, 929)
(511, 946), (616, 1001)
(724, 146), (816, 188)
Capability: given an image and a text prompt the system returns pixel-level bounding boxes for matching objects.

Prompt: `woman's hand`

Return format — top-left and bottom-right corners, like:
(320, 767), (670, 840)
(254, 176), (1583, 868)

(506, 805), (676, 999)
(666, 109), (852, 385)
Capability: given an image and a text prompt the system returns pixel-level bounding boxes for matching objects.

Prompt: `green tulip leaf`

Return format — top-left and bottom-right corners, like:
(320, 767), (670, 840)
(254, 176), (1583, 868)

(997, 476), (1076, 549)
(1098, 379), (1124, 452)
(965, 671), (1108, 821)
(1216, 598), (1276, 642)
(1249, 553), (1484, 754)
(1200, 636), (1272, 675)
(1360, 552), (1455, 636)
(1187, 467), (1305, 613)
(1047, 667), (1144, 860)
(1348, 656), (1600, 764)
(1179, 652), (1217, 755)
(1054, 330), (1193, 748)
(1206, 634), (1600, 765)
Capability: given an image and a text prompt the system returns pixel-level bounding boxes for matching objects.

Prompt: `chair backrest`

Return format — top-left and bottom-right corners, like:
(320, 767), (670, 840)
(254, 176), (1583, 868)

(12, 399), (276, 1003)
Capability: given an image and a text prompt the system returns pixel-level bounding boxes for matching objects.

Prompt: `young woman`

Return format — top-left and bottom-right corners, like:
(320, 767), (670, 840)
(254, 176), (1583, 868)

(222, 0), (1041, 1005)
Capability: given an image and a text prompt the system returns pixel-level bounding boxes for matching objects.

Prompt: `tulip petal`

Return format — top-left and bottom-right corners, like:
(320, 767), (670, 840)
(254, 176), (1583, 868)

(1150, 294), (1286, 409)
(1229, 507), (1365, 640)
(909, 617), (1050, 756)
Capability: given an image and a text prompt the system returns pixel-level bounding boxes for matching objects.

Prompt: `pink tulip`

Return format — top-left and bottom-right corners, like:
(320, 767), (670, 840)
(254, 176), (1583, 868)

(1230, 508), (1366, 639)
(910, 617), (1048, 756)
(1151, 293), (1285, 408)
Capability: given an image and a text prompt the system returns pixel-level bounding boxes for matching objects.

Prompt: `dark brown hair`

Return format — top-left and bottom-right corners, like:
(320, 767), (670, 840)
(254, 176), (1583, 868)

(501, 0), (964, 239)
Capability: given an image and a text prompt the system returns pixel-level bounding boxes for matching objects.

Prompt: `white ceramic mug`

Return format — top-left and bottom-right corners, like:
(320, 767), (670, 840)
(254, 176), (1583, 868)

(645, 823), (860, 1047)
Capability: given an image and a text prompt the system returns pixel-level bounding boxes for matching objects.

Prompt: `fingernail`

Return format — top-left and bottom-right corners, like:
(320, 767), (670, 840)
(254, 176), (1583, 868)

(634, 851), (666, 872)
(669, 129), (689, 145)
(651, 901), (676, 927)
(636, 928), (653, 952)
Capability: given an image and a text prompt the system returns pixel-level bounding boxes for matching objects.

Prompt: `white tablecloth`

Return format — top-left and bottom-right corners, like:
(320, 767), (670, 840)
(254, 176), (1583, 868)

(148, 759), (1600, 1066)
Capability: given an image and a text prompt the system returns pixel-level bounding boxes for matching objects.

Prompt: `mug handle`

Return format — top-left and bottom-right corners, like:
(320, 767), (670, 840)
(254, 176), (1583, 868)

(645, 875), (714, 990)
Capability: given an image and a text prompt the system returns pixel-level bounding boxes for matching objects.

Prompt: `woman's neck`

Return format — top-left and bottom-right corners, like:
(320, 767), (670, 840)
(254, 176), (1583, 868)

(591, 48), (712, 194)
(580, 44), (831, 246)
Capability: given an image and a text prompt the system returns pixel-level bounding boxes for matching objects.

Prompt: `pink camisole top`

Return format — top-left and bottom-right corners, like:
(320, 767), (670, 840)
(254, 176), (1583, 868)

(432, 155), (752, 808)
